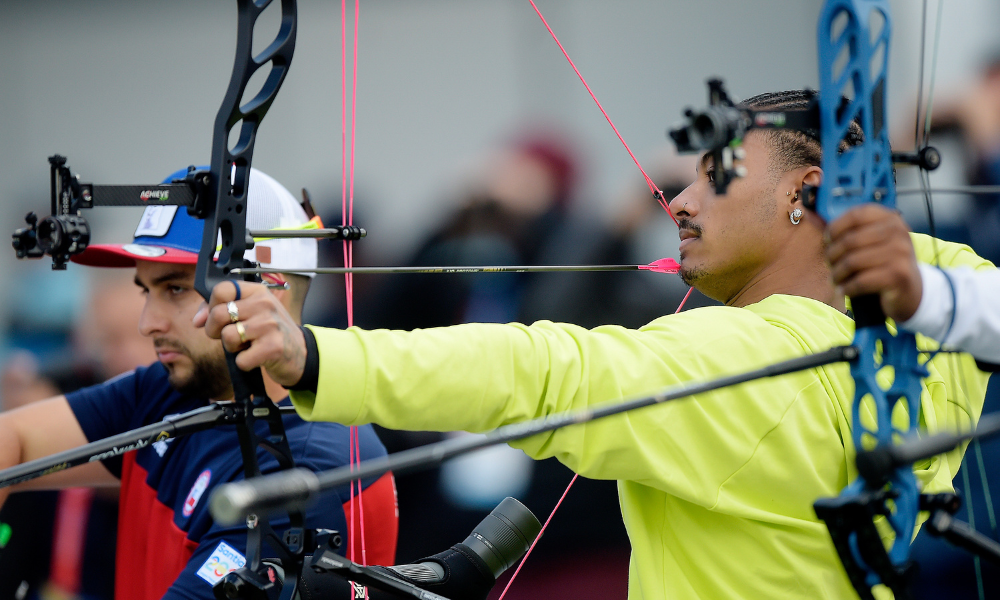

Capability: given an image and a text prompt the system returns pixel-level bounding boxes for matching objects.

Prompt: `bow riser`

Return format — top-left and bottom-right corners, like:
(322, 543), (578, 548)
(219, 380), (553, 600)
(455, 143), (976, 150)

(196, 0), (298, 300)
(815, 0), (895, 223)
(811, 1), (932, 596)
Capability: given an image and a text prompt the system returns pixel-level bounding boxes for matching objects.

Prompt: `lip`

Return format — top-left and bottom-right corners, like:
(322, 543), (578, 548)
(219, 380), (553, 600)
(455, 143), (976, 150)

(156, 349), (184, 363)
(678, 228), (700, 251)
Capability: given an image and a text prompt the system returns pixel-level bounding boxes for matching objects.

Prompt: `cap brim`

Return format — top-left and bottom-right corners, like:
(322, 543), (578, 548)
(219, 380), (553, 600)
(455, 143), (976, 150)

(72, 244), (199, 268)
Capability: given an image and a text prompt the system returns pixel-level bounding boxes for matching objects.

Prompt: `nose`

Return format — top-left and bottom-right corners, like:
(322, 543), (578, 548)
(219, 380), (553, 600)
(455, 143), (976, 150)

(668, 183), (698, 221)
(138, 296), (168, 338)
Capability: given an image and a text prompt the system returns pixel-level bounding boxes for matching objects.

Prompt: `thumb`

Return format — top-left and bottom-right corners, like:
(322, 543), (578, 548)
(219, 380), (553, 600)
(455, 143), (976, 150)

(192, 302), (209, 328)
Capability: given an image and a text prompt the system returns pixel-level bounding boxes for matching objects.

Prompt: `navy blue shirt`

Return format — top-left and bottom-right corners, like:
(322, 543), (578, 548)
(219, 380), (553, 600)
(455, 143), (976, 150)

(66, 363), (397, 600)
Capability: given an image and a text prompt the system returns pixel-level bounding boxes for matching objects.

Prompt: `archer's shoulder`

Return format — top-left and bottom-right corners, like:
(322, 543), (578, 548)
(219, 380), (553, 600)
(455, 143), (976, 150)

(643, 296), (851, 339)
(910, 232), (996, 271)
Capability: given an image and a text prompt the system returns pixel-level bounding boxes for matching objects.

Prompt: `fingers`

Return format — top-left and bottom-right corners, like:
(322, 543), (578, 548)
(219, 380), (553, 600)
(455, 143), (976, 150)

(826, 206), (910, 267)
(828, 233), (913, 286)
(202, 280), (307, 387)
(201, 281), (271, 338)
(826, 204), (923, 322)
(826, 203), (898, 242)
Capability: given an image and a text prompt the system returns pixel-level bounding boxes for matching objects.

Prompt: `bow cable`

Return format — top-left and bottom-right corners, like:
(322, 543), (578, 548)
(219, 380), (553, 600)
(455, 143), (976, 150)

(342, 0), (368, 574)
(527, 0), (678, 225)
(495, 5), (699, 595)
(914, 2), (996, 597)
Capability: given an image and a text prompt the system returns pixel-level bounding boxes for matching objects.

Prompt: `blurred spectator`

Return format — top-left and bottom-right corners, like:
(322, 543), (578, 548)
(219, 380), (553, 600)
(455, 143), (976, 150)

(0, 271), (154, 600)
(587, 149), (717, 325)
(365, 131), (610, 329)
(928, 51), (1000, 263)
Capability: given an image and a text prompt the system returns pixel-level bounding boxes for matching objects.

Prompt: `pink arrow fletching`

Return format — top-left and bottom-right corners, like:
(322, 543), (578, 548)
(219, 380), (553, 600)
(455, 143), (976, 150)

(637, 258), (681, 274)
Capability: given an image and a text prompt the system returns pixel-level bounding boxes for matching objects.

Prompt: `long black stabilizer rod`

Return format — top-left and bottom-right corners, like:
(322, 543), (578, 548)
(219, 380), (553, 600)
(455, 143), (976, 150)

(209, 344), (856, 524)
(856, 411), (1000, 485)
(0, 403), (297, 489)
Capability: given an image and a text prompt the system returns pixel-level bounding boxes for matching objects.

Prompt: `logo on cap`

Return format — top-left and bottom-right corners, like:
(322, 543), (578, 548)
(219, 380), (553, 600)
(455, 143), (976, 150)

(134, 205), (178, 238)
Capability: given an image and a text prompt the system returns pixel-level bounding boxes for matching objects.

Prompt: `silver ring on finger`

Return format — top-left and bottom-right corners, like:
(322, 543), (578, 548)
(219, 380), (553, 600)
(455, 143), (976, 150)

(227, 301), (240, 324)
(236, 321), (248, 344)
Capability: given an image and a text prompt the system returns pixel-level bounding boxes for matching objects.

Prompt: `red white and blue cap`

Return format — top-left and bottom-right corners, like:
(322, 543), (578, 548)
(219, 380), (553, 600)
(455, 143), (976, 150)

(73, 167), (318, 277)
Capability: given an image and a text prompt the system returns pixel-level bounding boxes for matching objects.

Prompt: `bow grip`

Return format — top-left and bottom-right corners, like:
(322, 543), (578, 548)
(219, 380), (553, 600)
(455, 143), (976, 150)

(851, 294), (885, 329)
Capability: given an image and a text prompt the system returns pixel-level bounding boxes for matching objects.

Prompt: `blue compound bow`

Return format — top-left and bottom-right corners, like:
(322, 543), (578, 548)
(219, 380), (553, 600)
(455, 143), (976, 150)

(807, 2), (927, 597)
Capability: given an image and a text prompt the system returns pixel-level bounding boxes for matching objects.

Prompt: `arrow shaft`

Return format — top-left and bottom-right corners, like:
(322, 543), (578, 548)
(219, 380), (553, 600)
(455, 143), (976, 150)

(233, 264), (650, 275)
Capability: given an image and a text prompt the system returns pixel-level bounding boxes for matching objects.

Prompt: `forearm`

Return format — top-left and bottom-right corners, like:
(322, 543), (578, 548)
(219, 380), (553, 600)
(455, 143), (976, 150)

(0, 396), (116, 500)
(291, 321), (595, 432)
(0, 422), (21, 509)
(901, 264), (1000, 363)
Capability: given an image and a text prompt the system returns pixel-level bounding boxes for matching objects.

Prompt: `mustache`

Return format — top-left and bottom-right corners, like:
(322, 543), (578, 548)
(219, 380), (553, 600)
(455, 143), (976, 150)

(677, 219), (702, 236)
(153, 339), (188, 354)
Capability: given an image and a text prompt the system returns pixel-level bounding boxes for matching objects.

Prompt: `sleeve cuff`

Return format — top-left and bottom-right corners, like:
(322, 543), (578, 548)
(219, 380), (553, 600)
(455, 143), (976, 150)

(289, 326), (369, 424)
(289, 326), (319, 393)
(898, 263), (953, 341)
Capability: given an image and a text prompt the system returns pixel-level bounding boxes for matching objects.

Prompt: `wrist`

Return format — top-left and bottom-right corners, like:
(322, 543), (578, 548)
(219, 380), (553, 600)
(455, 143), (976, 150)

(289, 326), (319, 393)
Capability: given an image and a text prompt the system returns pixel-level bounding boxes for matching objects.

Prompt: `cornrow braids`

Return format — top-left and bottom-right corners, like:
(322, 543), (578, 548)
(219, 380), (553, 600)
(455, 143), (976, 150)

(738, 90), (864, 175)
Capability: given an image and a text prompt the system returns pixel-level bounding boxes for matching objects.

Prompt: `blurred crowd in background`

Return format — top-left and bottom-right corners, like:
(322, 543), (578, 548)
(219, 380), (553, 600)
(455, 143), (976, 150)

(1, 21), (999, 600)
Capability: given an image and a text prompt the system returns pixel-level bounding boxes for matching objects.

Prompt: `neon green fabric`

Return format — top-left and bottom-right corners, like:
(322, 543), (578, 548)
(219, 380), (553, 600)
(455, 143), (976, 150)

(292, 233), (992, 600)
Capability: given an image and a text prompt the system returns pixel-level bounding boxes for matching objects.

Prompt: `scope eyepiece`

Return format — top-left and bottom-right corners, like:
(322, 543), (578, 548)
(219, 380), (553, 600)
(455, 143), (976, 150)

(669, 105), (751, 153)
(36, 214), (90, 269)
(461, 496), (542, 578)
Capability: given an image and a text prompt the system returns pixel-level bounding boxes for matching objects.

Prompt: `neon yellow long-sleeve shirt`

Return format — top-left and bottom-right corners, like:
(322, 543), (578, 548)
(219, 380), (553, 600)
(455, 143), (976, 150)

(291, 234), (992, 600)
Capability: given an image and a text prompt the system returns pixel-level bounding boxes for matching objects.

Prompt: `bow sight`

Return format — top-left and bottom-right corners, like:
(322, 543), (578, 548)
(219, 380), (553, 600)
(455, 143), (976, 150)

(12, 156), (209, 270)
(668, 79), (822, 195)
(11, 156), (365, 271)
(667, 79), (940, 198)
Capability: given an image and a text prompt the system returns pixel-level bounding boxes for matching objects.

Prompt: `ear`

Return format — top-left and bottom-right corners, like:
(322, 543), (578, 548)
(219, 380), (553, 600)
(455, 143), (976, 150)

(784, 165), (823, 210)
(800, 166), (822, 191)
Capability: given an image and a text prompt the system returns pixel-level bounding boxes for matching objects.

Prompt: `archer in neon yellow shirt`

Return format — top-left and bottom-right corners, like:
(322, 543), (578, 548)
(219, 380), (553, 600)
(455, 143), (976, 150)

(286, 230), (989, 600)
(201, 93), (995, 599)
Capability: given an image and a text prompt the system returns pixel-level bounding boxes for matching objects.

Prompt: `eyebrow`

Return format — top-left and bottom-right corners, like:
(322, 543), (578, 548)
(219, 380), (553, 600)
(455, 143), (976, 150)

(134, 269), (192, 289)
(695, 152), (713, 175)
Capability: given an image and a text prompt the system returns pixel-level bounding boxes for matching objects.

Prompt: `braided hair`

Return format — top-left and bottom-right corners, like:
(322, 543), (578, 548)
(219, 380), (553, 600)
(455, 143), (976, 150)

(738, 90), (864, 175)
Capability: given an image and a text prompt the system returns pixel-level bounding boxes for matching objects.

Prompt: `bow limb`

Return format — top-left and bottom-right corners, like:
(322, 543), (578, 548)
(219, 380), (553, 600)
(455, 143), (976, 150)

(195, 1), (310, 598)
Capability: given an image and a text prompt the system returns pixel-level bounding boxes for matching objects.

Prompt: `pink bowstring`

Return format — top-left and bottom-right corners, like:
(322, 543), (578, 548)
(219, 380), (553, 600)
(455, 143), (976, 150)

(528, 0), (677, 226)
(496, 473), (578, 600)
(498, 7), (694, 597)
(675, 287), (693, 314)
(343, 0), (367, 582)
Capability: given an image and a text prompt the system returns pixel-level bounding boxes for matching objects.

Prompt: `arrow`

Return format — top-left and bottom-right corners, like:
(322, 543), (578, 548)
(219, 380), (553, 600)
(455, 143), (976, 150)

(231, 258), (681, 276)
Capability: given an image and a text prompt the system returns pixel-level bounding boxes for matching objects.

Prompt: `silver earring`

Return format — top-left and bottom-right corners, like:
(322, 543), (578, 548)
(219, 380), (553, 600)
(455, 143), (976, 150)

(790, 208), (803, 225)
(786, 191), (791, 196)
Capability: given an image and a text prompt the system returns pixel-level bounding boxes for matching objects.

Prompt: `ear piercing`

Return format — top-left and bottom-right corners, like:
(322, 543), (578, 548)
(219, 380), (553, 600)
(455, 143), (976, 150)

(790, 208), (804, 225)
